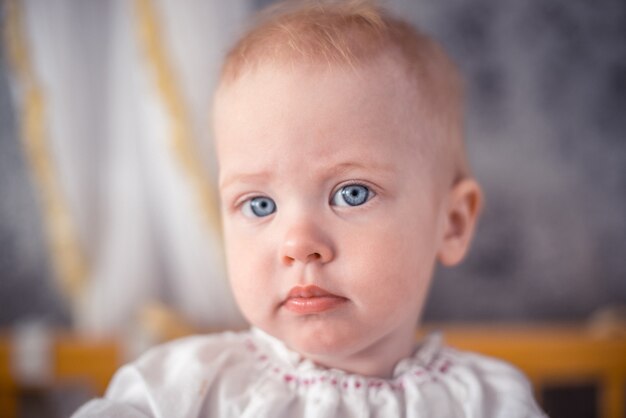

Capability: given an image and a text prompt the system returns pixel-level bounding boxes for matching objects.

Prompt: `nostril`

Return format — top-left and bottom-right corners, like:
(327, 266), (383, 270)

(281, 252), (322, 266)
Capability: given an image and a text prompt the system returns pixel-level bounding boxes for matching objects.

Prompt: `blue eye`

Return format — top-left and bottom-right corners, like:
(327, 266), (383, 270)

(242, 196), (276, 217)
(331, 184), (372, 207)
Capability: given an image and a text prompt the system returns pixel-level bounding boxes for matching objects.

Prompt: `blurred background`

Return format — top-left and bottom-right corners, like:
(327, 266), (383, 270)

(0, 0), (624, 417)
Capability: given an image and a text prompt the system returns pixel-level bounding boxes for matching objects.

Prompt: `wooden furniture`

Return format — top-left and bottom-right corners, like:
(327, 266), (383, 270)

(420, 323), (626, 418)
(0, 332), (120, 418)
(1, 323), (624, 418)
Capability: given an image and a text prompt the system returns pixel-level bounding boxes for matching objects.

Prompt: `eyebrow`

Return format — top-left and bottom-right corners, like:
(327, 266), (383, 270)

(219, 160), (395, 191)
(327, 161), (395, 177)
(219, 171), (273, 191)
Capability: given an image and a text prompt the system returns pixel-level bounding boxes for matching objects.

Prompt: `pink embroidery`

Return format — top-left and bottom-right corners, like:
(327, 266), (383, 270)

(255, 338), (447, 393)
(391, 381), (404, 391)
(273, 367), (438, 392)
(244, 339), (257, 352)
(368, 380), (383, 388)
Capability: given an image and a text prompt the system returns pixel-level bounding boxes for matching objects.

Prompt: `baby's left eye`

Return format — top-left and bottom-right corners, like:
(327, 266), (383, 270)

(331, 184), (373, 207)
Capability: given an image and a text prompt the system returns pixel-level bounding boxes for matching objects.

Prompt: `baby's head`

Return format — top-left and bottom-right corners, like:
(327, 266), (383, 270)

(213, 0), (482, 377)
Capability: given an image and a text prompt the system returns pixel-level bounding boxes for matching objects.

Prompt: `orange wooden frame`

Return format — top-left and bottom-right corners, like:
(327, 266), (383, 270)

(420, 323), (626, 418)
(0, 332), (120, 418)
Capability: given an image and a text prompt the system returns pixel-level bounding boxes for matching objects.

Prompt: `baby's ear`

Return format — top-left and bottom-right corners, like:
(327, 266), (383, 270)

(437, 178), (483, 266)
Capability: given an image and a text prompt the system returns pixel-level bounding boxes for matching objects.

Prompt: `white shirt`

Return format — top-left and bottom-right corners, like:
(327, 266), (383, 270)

(73, 328), (546, 417)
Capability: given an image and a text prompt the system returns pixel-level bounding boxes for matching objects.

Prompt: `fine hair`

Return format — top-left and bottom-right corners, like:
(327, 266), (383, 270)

(219, 0), (469, 180)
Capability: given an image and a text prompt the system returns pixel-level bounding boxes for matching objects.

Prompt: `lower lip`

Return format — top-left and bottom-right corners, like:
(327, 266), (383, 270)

(283, 296), (347, 314)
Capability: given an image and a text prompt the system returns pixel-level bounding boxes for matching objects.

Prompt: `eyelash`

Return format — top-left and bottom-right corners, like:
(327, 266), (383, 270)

(235, 180), (377, 217)
(330, 181), (375, 206)
(241, 195), (276, 218)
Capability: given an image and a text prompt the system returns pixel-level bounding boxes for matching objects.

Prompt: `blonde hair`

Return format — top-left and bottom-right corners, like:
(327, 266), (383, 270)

(219, 0), (469, 180)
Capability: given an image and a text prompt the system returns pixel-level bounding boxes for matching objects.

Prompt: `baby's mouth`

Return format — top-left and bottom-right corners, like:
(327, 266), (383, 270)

(282, 285), (347, 315)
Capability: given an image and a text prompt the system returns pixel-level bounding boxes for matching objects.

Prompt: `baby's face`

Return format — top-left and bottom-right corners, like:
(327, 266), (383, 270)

(214, 55), (449, 376)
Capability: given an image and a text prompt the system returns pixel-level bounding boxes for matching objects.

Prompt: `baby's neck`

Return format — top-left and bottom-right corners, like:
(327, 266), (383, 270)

(300, 329), (417, 378)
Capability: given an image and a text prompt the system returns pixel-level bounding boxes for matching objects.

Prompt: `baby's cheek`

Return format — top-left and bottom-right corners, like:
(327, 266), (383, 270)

(350, 226), (432, 304)
(225, 237), (272, 317)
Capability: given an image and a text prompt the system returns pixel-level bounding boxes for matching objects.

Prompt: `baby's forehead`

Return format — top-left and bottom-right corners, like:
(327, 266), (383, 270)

(215, 55), (427, 134)
(214, 58), (449, 178)
(215, 61), (462, 194)
(216, 51), (424, 120)
(214, 2), (467, 186)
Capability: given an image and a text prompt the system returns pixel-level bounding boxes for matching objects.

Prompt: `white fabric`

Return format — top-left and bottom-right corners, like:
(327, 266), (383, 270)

(72, 329), (546, 418)
(10, 0), (250, 334)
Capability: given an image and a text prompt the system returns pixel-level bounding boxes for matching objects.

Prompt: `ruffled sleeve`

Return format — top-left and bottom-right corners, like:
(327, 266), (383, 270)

(71, 332), (246, 418)
(71, 398), (150, 418)
(431, 347), (547, 417)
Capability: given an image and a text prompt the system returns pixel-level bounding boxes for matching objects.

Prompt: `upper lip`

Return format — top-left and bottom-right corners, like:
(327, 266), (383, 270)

(286, 285), (341, 299)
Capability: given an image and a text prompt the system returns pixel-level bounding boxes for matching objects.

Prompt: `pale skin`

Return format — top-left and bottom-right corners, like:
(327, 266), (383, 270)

(213, 52), (482, 378)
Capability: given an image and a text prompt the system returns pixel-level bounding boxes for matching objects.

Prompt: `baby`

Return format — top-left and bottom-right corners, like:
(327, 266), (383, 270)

(74, 1), (545, 417)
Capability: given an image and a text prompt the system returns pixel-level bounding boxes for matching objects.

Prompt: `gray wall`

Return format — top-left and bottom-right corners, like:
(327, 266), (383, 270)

(0, 32), (69, 326)
(402, 0), (626, 321)
(0, 0), (624, 326)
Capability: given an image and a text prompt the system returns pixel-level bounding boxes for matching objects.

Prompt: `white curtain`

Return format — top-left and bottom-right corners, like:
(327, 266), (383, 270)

(5, 0), (251, 335)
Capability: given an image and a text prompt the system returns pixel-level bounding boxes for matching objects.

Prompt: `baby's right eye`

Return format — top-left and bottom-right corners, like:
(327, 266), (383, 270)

(241, 196), (276, 218)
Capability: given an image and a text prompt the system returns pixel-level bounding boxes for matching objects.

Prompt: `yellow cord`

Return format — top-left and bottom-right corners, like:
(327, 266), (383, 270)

(134, 0), (222, 233)
(3, 0), (88, 304)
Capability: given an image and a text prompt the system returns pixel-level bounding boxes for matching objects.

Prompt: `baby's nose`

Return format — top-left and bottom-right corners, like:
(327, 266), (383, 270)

(279, 224), (334, 266)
